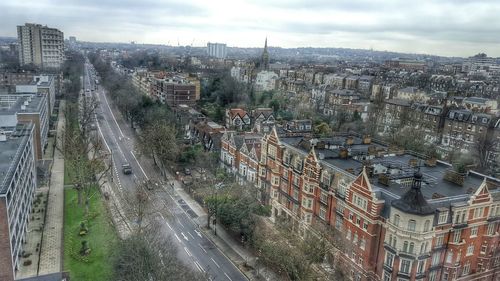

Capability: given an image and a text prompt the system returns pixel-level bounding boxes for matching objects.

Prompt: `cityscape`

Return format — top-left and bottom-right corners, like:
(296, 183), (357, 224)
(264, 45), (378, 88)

(0, 1), (499, 281)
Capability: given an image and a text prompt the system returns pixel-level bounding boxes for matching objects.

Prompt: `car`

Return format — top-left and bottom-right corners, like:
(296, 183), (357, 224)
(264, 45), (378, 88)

(122, 164), (132, 174)
(184, 168), (191, 175)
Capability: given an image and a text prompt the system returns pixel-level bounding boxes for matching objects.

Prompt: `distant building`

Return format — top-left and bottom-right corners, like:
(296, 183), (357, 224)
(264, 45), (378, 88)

(151, 75), (198, 108)
(255, 70), (278, 91)
(462, 54), (497, 73)
(16, 75), (57, 114)
(0, 124), (37, 281)
(207, 42), (227, 59)
(17, 23), (64, 68)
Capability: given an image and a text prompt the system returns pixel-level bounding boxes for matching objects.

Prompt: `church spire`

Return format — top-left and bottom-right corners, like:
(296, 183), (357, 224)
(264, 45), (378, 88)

(261, 37), (269, 70)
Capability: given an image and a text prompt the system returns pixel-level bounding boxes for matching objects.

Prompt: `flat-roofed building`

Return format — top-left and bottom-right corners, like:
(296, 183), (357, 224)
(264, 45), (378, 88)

(0, 94), (49, 159)
(0, 123), (37, 281)
(17, 23), (64, 69)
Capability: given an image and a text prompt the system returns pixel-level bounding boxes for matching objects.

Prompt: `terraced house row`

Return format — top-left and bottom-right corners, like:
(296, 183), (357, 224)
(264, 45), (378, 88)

(220, 129), (500, 281)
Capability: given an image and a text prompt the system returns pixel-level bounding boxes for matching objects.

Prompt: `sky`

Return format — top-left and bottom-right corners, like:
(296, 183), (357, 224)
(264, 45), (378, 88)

(2, 0), (500, 57)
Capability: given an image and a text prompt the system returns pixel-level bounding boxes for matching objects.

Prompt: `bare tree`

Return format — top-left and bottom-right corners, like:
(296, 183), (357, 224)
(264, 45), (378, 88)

(111, 221), (205, 281)
(137, 120), (179, 167)
(474, 134), (496, 173)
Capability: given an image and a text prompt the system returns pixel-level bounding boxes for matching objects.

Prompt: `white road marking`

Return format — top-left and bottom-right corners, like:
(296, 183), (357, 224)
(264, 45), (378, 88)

(194, 229), (203, 238)
(95, 115), (111, 152)
(211, 257), (221, 268)
(224, 272), (232, 281)
(188, 232), (195, 239)
(181, 232), (189, 241)
(101, 88), (125, 138)
(194, 261), (204, 272)
(184, 247), (192, 257)
(174, 233), (181, 242)
(198, 243), (207, 253)
(165, 221), (172, 230)
(177, 220), (185, 228)
(130, 151), (149, 180)
(159, 214), (165, 220)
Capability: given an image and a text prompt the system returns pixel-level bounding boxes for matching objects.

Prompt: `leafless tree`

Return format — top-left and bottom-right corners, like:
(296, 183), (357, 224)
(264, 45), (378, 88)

(111, 221), (205, 281)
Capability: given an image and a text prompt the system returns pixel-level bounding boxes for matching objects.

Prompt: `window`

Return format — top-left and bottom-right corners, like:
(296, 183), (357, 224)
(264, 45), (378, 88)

(408, 220), (416, 231)
(417, 260), (425, 274)
(403, 241), (408, 252)
(385, 252), (394, 267)
(473, 207), (485, 219)
(319, 207), (326, 220)
(470, 226), (478, 237)
(432, 252), (441, 266)
(394, 214), (400, 226)
(349, 212), (354, 221)
(301, 198), (313, 210)
(453, 230), (461, 243)
(487, 222), (496, 235)
(335, 216), (342, 230)
(347, 229), (352, 240)
(466, 244), (474, 256)
(338, 179), (347, 197)
(435, 234), (444, 247)
(320, 192), (328, 204)
(443, 272), (449, 281)
(481, 244), (487, 254)
(429, 271), (437, 281)
(356, 217), (361, 226)
(409, 242), (415, 254)
(272, 176), (279, 185)
(462, 261), (471, 276)
(446, 252), (453, 263)
(454, 210), (467, 224)
(353, 193), (368, 211)
(360, 238), (366, 250)
(363, 222), (368, 230)
(383, 272), (391, 281)
(353, 233), (358, 244)
(424, 220), (430, 232)
(268, 145), (277, 159)
(400, 259), (411, 274)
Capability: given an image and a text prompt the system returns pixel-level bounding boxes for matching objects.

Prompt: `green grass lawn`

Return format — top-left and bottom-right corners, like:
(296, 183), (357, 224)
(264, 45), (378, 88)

(63, 188), (118, 281)
(64, 162), (75, 185)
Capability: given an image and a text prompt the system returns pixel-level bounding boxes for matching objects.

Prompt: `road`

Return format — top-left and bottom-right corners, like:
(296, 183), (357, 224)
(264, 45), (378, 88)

(83, 62), (247, 281)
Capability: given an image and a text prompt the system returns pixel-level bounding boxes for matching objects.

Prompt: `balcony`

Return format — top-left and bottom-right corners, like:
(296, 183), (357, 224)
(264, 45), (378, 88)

(319, 182), (330, 191)
(452, 222), (468, 229)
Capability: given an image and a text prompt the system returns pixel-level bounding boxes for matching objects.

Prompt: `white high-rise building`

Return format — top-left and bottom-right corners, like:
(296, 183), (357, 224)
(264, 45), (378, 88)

(17, 23), (65, 69)
(207, 42), (227, 59)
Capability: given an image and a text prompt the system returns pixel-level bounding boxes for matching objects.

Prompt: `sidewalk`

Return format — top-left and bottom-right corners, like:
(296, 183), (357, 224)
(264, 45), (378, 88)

(38, 101), (65, 275)
(168, 174), (279, 281)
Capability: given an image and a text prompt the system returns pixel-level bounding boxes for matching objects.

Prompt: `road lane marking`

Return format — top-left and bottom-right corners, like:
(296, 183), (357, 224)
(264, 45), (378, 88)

(198, 243), (207, 253)
(181, 232), (189, 241)
(224, 272), (233, 281)
(165, 221), (172, 230)
(188, 232), (195, 239)
(101, 88), (125, 138)
(174, 233), (181, 242)
(194, 229), (203, 238)
(130, 151), (149, 180)
(211, 257), (221, 268)
(194, 261), (204, 272)
(184, 247), (192, 257)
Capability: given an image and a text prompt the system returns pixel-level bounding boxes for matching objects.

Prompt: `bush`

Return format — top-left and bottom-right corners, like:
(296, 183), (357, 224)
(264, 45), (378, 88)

(23, 260), (32, 266)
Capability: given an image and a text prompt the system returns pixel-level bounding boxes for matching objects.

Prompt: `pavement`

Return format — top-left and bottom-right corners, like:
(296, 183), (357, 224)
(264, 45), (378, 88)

(38, 101), (66, 275)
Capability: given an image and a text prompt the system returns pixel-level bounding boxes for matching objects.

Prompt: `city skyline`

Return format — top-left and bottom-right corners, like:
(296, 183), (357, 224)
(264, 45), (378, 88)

(1, 0), (500, 57)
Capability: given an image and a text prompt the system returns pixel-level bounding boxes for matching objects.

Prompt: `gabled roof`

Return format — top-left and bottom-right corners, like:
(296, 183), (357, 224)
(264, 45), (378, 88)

(227, 108), (248, 119)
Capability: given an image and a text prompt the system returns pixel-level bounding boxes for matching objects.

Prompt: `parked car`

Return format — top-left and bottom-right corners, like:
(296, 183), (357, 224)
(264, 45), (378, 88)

(184, 168), (191, 175)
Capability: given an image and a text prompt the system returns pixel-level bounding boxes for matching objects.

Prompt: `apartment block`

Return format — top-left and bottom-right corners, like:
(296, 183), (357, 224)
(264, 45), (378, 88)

(0, 124), (37, 281)
(0, 94), (49, 160)
(256, 129), (500, 281)
(16, 74), (57, 114)
(17, 23), (64, 69)
(151, 75), (198, 108)
(220, 131), (262, 185)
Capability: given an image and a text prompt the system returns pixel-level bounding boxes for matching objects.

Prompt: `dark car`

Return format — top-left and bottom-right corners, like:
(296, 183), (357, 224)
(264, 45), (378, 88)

(122, 163), (132, 175)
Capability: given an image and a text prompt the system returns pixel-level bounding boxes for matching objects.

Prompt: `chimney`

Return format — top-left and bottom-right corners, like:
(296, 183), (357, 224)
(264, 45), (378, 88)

(346, 136), (354, 146)
(339, 147), (348, 159)
(24, 100), (29, 106)
(363, 135), (371, 144)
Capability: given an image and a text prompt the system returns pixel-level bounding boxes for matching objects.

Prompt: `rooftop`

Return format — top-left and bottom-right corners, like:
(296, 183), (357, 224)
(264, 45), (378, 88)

(0, 123), (33, 194)
(279, 133), (498, 206)
(0, 94), (46, 116)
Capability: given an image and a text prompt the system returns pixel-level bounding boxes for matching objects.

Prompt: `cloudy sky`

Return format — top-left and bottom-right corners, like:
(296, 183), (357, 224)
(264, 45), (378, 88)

(2, 0), (500, 57)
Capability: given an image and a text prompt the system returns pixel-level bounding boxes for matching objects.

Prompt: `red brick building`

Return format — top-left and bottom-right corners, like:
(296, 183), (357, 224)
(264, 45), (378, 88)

(254, 129), (500, 281)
